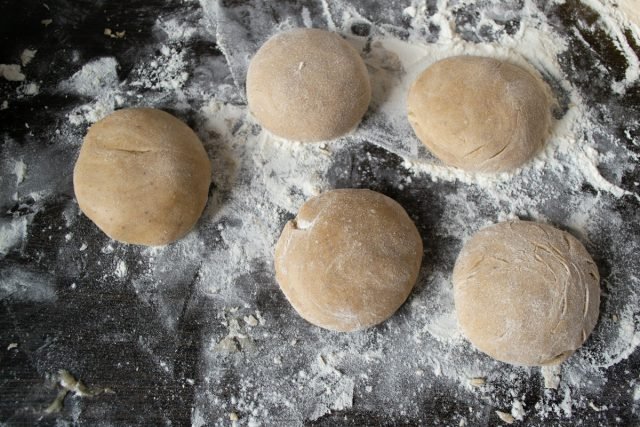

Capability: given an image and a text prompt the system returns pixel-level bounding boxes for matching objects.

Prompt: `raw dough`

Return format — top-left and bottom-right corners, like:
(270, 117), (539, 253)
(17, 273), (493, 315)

(407, 56), (552, 172)
(73, 108), (211, 246)
(274, 189), (423, 332)
(246, 28), (371, 142)
(452, 221), (600, 366)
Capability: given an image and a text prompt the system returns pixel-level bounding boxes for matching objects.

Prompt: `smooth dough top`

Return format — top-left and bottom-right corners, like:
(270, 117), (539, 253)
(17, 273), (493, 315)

(407, 56), (552, 173)
(452, 221), (600, 366)
(73, 108), (211, 246)
(246, 28), (371, 142)
(274, 189), (423, 332)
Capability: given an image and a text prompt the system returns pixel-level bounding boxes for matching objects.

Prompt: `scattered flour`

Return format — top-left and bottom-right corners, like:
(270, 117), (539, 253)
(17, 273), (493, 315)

(0, 217), (28, 256)
(305, 355), (355, 420)
(511, 399), (526, 421)
(59, 57), (119, 97)
(60, 44), (191, 126)
(580, 0), (640, 94)
(0, 268), (56, 302)
(17, 82), (39, 97)
(157, 16), (197, 41)
(128, 45), (189, 90)
(61, 57), (122, 126)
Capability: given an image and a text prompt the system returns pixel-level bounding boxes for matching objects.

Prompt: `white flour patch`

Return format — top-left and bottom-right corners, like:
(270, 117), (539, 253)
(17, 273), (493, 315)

(194, 100), (333, 297)
(13, 159), (26, 185)
(0, 268), (56, 302)
(0, 217), (28, 256)
(156, 16), (197, 41)
(128, 45), (189, 90)
(60, 57), (122, 126)
(60, 44), (190, 127)
(59, 57), (119, 97)
(17, 82), (39, 97)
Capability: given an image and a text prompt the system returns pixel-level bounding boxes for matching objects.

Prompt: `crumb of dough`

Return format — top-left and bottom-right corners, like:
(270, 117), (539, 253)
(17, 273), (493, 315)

(44, 369), (114, 414)
(20, 49), (37, 66)
(44, 389), (69, 414)
(0, 64), (25, 81)
(469, 377), (486, 387)
(496, 410), (515, 424)
(104, 28), (126, 39)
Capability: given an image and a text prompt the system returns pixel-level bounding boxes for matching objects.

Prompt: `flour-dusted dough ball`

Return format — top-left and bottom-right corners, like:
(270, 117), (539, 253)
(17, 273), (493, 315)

(73, 108), (211, 246)
(274, 189), (423, 332)
(246, 28), (371, 142)
(452, 221), (600, 366)
(407, 56), (552, 172)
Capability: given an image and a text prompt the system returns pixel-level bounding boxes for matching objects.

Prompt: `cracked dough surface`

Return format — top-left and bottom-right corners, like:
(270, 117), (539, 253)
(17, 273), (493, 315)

(407, 56), (552, 172)
(73, 108), (211, 246)
(246, 28), (371, 142)
(452, 220), (600, 366)
(274, 189), (423, 332)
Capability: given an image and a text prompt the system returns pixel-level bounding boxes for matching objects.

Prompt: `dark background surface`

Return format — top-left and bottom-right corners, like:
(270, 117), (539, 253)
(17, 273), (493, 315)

(1, 0), (639, 425)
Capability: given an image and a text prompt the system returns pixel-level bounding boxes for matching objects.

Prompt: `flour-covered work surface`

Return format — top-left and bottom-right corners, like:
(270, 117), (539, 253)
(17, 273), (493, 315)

(1, 0), (639, 425)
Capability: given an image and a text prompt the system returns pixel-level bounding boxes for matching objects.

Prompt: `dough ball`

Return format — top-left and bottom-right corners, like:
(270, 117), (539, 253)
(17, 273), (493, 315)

(407, 56), (552, 172)
(452, 221), (600, 366)
(246, 28), (371, 142)
(73, 108), (211, 246)
(274, 189), (423, 332)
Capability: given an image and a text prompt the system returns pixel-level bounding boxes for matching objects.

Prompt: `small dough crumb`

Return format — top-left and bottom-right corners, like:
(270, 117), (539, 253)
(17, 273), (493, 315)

(20, 49), (37, 66)
(104, 28), (126, 39)
(469, 377), (486, 387)
(496, 410), (515, 424)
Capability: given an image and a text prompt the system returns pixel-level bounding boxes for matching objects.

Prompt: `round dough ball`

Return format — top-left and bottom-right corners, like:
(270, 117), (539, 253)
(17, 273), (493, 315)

(407, 56), (552, 172)
(452, 221), (600, 366)
(246, 28), (371, 142)
(73, 108), (211, 246)
(274, 189), (423, 332)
